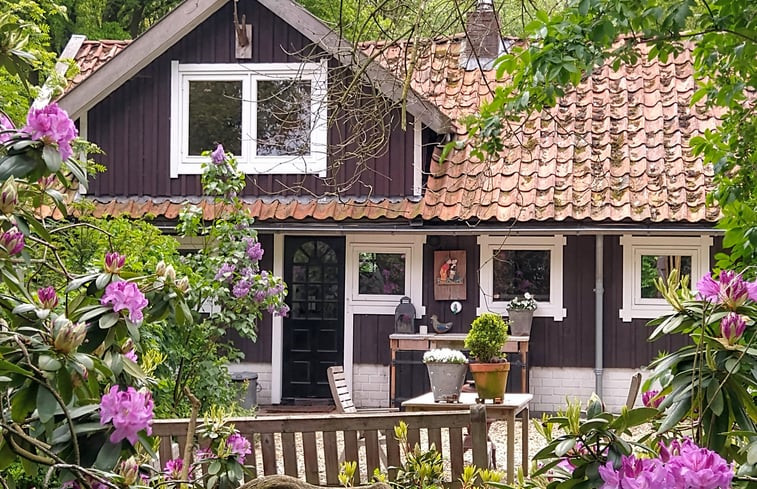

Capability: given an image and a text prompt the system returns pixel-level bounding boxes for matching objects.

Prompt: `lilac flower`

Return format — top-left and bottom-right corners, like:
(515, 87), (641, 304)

(253, 290), (267, 302)
(642, 389), (665, 409)
(697, 270), (757, 309)
(104, 251), (126, 274)
(598, 455), (670, 489)
(277, 304), (290, 317)
(22, 103), (78, 160)
(720, 312), (747, 345)
(226, 433), (252, 463)
(211, 144), (226, 164)
(0, 227), (24, 255)
(99, 386), (154, 445)
(163, 458), (184, 480)
(0, 111), (15, 144)
(100, 281), (148, 323)
(214, 263), (236, 282)
(233, 279), (251, 298)
(245, 239), (264, 261)
(37, 286), (59, 309)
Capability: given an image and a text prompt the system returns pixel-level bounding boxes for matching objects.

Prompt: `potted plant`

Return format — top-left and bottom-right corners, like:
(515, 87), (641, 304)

(506, 292), (537, 336)
(423, 348), (468, 402)
(464, 313), (510, 400)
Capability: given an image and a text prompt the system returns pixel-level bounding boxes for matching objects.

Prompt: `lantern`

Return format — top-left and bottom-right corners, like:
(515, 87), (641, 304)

(394, 296), (416, 334)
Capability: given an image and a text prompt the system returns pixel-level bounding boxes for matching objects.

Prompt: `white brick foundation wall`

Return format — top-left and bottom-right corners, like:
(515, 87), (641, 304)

(352, 363), (390, 408)
(529, 367), (652, 413)
(228, 363), (272, 405)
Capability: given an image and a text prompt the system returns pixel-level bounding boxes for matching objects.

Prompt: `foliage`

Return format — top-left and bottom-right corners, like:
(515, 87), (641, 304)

(506, 292), (537, 311)
(422, 348), (467, 364)
(465, 313), (509, 362)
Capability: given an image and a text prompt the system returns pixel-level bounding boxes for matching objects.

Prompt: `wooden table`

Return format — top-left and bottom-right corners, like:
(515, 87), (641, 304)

(402, 392), (532, 484)
(389, 333), (529, 404)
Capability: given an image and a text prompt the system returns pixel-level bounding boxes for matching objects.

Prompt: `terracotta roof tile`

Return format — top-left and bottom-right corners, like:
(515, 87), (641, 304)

(67, 40), (131, 93)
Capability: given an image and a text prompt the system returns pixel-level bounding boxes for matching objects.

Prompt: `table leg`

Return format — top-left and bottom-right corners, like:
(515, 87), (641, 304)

(390, 348), (396, 406)
(507, 411), (515, 484)
(520, 347), (527, 393)
(522, 407), (529, 476)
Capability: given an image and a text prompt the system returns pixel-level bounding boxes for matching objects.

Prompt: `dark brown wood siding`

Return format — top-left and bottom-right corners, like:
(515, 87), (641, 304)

(87, 1), (416, 199)
(353, 315), (395, 365)
(226, 233), (274, 362)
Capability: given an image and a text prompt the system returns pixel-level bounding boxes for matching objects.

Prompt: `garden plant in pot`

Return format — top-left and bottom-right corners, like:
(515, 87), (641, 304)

(464, 313), (510, 401)
(506, 292), (537, 336)
(423, 348), (468, 402)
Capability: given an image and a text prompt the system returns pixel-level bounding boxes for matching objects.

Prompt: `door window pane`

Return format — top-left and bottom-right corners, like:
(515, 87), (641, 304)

(492, 250), (550, 301)
(256, 80), (311, 156)
(188, 80), (242, 155)
(358, 252), (406, 295)
(641, 255), (691, 298)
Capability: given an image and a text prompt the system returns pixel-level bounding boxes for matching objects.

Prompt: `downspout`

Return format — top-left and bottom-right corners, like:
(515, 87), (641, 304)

(595, 235), (604, 397)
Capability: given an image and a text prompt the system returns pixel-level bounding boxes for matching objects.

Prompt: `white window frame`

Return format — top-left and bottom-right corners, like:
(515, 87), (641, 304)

(477, 235), (566, 321)
(170, 60), (328, 177)
(345, 234), (425, 316)
(619, 235), (712, 322)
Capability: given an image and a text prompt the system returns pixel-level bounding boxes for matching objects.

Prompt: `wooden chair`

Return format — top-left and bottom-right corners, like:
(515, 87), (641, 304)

(327, 366), (396, 466)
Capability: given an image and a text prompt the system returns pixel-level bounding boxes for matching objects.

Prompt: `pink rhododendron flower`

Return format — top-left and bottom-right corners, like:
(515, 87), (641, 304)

(663, 438), (733, 489)
(720, 312), (747, 345)
(100, 281), (148, 323)
(599, 455), (670, 489)
(163, 458), (184, 480)
(211, 144), (225, 164)
(22, 103), (78, 160)
(696, 270), (757, 309)
(99, 386), (154, 445)
(195, 447), (214, 461)
(104, 252), (126, 274)
(124, 348), (138, 362)
(0, 227), (24, 255)
(0, 111), (15, 144)
(37, 286), (59, 309)
(226, 433), (252, 463)
(642, 389), (665, 408)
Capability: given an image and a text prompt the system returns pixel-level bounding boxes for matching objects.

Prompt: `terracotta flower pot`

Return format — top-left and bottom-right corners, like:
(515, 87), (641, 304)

(469, 362), (510, 400)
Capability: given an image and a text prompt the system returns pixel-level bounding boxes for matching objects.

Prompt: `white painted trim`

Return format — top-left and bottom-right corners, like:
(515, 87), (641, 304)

(35, 34), (87, 108)
(271, 233), (285, 404)
(619, 235), (712, 322)
(170, 61), (328, 177)
(413, 121), (422, 196)
(345, 234), (425, 317)
(477, 235), (567, 320)
(344, 296), (354, 395)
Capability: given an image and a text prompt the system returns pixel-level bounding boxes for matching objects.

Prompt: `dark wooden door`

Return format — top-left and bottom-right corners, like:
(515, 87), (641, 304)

(283, 237), (345, 400)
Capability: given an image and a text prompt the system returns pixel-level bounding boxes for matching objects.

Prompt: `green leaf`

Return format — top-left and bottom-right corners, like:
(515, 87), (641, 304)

(95, 273), (112, 290)
(11, 382), (37, 422)
(659, 396), (691, 433)
(0, 153), (41, 181)
(208, 460), (222, 475)
(66, 273), (99, 292)
(12, 303), (36, 315)
(94, 440), (122, 470)
(555, 437), (576, 457)
(38, 355), (62, 372)
(0, 358), (33, 377)
(98, 312), (119, 329)
(36, 385), (57, 423)
(707, 381), (724, 416)
(41, 145), (62, 173)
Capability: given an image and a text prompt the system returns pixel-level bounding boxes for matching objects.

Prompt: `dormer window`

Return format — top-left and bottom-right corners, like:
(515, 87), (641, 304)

(170, 61), (328, 177)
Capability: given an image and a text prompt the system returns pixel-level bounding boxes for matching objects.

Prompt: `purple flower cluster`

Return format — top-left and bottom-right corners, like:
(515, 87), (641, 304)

(0, 227), (24, 255)
(245, 238), (264, 262)
(211, 144), (226, 164)
(163, 458), (184, 480)
(104, 251), (126, 274)
(37, 286), (59, 309)
(0, 112), (15, 144)
(215, 263), (236, 282)
(22, 103), (78, 160)
(720, 312), (747, 345)
(599, 438), (733, 489)
(195, 447), (214, 461)
(100, 281), (148, 323)
(697, 270), (757, 309)
(99, 386), (154, 445)
(226, 433), (252, 464)
(642, 389), (665, 409)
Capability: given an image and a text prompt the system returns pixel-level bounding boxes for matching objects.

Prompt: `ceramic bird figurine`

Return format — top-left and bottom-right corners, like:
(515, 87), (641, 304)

(430, 314), (453, 334)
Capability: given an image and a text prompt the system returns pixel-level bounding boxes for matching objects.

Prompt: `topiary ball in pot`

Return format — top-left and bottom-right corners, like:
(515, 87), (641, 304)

(464, 313), (510, 400)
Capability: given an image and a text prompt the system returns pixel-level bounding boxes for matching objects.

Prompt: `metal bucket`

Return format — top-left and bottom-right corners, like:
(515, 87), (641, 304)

(426, 362), (468, 402)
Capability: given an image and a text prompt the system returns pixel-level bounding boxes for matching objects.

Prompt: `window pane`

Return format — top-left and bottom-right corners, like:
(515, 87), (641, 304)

(188, 80), (242, 156)
(641, 255), (692, 298)
(492, 250), (550, 301)
(358, 252), (406, 295)
(256, 80), (311, 156)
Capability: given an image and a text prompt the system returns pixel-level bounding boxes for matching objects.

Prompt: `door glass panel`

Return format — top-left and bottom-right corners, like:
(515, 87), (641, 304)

(188, 80), (242, 156)
(492, 250), (550, 301)
(640, 255), (691, 298)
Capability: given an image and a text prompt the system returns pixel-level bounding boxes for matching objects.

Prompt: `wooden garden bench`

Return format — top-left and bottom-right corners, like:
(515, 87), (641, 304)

(152, 406), (490, 487)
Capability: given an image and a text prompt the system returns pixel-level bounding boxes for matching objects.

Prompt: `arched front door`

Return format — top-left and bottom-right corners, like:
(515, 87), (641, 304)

(282, 237), (345, 400)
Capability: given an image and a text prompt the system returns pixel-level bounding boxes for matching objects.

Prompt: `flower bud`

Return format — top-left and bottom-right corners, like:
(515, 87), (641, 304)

(53, 319), (87, 354)
(120, 456), (140, 485)
(37, 174), (57, 190)
(721, 312), (746, 345)
(155, 260), (167, 277)
(642, 389), (664, 408)
(0, 177), (18, 214)
(104, 251), (126, 274)
(37, 286), (59, 309)
(165, 265), (176, 283)
(0, 226), (24, 255)
(176, 276), (190, 293)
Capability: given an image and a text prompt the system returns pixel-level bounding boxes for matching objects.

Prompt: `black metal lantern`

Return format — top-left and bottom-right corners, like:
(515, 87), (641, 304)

(394, 296), (416, 334)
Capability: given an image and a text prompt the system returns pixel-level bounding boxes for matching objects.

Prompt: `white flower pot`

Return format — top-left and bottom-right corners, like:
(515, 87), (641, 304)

(426, 362), (468, 402)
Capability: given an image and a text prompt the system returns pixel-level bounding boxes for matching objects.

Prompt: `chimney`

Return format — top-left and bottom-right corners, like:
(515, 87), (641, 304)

(459, 0), (505, 70)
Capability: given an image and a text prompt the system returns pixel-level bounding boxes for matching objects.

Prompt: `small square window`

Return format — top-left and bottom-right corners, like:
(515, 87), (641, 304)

(358, 252), (406, 295)
(492, 250), (550, 302)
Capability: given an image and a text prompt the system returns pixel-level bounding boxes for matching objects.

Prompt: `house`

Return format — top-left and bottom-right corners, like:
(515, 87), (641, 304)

(50, 0), (722, 412)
